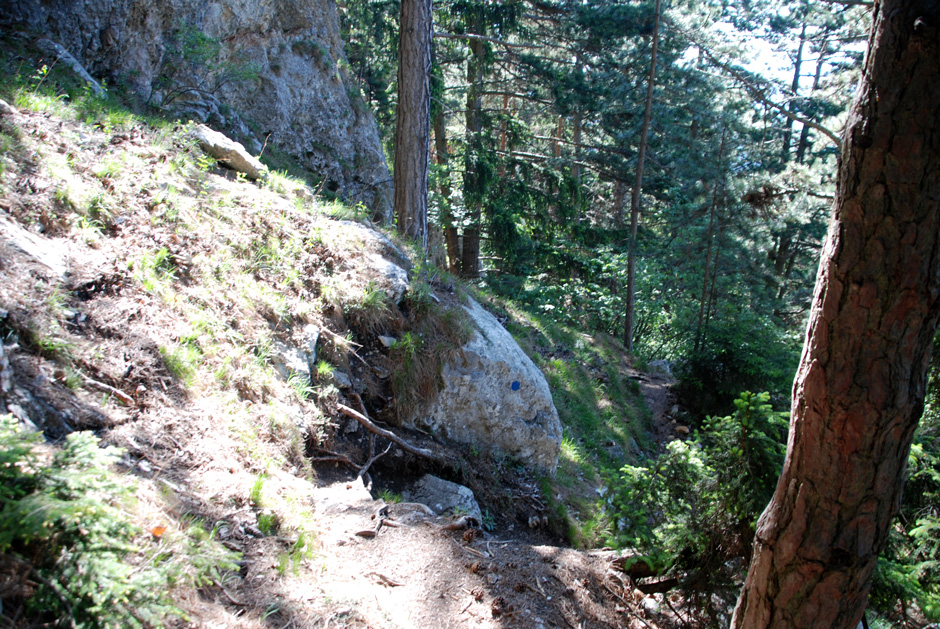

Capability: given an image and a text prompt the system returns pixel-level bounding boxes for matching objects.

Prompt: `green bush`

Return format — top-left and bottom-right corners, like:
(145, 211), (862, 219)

(0, 414), (238, 628)
(607, 392), (787, 597)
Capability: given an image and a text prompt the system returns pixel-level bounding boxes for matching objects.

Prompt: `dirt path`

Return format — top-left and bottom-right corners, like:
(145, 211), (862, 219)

(303, 477), (667, 629)
(623, 364), (680, 449)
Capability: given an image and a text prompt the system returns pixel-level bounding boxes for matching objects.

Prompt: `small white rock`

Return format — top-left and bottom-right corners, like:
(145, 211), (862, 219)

(642, 596), (661, 615)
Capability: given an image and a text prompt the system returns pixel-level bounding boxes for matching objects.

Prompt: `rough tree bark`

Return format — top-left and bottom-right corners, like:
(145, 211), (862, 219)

(732, 2), (940, 627)
(393, 0), (433, 251)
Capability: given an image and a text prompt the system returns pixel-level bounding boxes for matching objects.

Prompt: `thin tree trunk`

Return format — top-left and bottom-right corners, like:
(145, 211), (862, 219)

(613, 179), (627, 227)
(797, 37), (829, 163)
(460, 18), (485, 278)
(695, 129), (726, 353)
(572, 110), (583, 221)
(393, 0), (433, 250)
(781, 23), (807, 164)
(432, 102), (460, 274)
(572, 112), (582, 186)
(624, 0), (661, 351)
(732, 3), (940, 626)
(572, 53), (584, 189)
(498, 93), (510, 178)
(704, 220), (723, 332)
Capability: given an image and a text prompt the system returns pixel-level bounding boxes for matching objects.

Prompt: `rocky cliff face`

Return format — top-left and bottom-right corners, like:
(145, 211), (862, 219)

(1, 0), (392, 221)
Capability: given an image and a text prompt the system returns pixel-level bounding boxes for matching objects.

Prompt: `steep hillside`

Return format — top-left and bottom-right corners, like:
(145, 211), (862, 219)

(1, 0), (393, 220)
(0, 39), (687, 629)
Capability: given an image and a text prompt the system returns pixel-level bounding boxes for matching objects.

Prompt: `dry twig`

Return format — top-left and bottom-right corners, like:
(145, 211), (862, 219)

(79, 371), (135, 405)
(337, 404), (450, 467)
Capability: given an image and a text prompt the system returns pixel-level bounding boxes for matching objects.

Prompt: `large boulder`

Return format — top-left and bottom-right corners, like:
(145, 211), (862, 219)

(411, 298), (563, 473)
(407, 475), (482, 524)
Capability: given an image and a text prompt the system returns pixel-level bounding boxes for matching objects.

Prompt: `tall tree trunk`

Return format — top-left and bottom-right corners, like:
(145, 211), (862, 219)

(498, 93), (510, 178)
(781, 23), (807, 164)
(572, 110), (583, 221)
(432, 102), (460, 274)
(695, 129), (726, 353)
(613, 179), (626, 227)
(797, 37), (829, 164)
(572, 53), (584, 189)
(732, 3), (940, 627)
(624, 0), (661, 351)
(572, 111), (582, 186)
(460, 18), (485, 278)
(704, 220), (723, 332)
(393, 0), (433, 250)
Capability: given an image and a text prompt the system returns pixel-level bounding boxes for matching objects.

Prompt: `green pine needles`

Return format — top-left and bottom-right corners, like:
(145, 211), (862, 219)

(607, 392), (788, 600)
(0, 415), (238, 628)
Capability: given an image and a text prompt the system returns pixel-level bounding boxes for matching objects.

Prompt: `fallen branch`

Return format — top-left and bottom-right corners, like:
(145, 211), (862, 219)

(357, 442), (393, 481)
(602, 583), (656, 629)
(366, 571), (404, 587)
(319, 327), (369, 365)
(350, 392), (370, 417)
(664, 594), (691, 626)
(310, 449), (359, 470)
(80, 372), (135, 405)
(213, 579), (246, 606)
(337, 404), (451, 467)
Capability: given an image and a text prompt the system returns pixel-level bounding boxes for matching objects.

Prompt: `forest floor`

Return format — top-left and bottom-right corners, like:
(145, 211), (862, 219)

(0, 76), (695, 628)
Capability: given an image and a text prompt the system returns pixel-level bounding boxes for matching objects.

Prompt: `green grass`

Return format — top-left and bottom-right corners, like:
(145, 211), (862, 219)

(276, 531), (316, 576)
(159, 343), (201, 387)
(0, 415), (239, 627)
(133, 247), (178, 296)
(249, 474), (267, 507)
(257, 510), (279, 535)
(378, 488), (403, 503)
(476, 289), (651, 548)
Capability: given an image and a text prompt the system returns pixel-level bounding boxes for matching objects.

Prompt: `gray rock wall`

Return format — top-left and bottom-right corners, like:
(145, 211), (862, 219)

(1, 0), (392, 221)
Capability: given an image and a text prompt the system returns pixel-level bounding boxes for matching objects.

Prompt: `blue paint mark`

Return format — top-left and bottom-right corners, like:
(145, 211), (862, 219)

(511, 381), (520, 391)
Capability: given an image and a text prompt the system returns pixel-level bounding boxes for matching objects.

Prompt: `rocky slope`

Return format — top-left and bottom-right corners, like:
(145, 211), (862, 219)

(0, 34), (690, 629)
(1, 0), (393, 220)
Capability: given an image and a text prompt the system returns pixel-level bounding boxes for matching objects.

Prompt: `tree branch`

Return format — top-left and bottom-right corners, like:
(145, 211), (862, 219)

(433, 32), (539, 50)
(695, 46), (844, 151)
(337, 404), (451, 468)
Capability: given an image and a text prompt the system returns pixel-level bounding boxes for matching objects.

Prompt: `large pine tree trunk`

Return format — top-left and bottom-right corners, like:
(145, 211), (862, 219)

(732, 3), (940, 627)
(393, 0), (433, 250)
